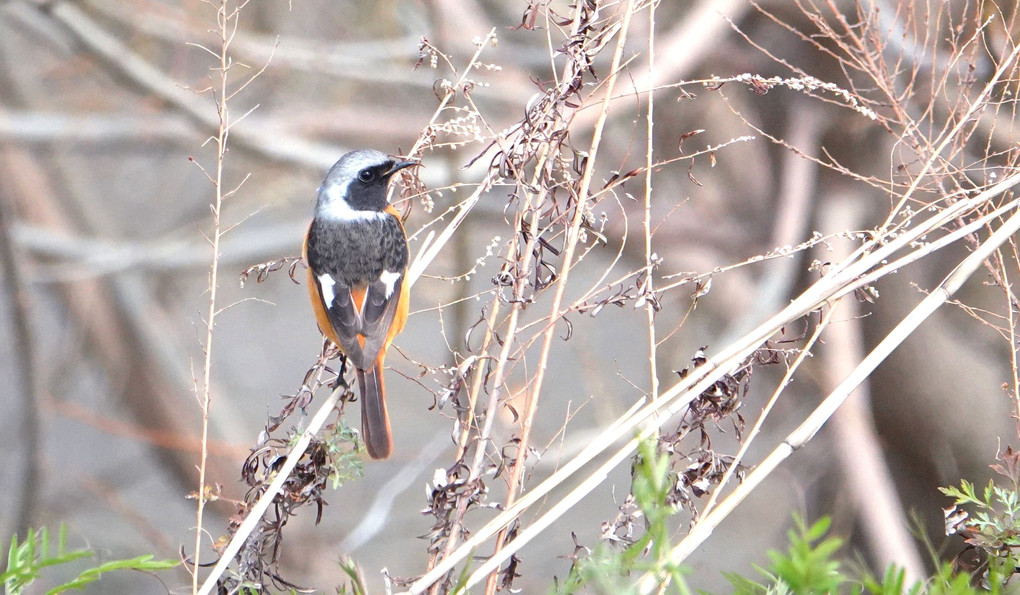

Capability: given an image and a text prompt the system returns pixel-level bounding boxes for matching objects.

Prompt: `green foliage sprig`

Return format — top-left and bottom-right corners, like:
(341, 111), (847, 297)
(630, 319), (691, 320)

(555, 438), (691, 595)
(939, 446), (1020, 590)
(2, 525), (177, 595)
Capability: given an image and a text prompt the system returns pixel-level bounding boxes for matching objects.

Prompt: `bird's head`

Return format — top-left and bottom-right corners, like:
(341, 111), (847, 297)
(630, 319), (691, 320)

(316, 149), (418, 219)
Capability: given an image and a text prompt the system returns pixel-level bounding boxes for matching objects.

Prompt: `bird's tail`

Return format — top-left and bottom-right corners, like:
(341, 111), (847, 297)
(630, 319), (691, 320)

(357, 365), (392, 459)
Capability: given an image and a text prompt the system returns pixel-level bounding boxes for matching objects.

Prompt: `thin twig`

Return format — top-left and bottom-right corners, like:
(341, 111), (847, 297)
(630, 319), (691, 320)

(643, 0), (659, 403)
(193, 0), (235, 589)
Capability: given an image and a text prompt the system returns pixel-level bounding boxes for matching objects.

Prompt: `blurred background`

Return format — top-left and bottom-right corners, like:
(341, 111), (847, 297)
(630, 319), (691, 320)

(0, 0), (1017, 592)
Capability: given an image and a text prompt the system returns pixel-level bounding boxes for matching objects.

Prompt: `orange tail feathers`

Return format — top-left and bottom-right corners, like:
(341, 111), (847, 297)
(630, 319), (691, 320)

(356, 365), (392, 459)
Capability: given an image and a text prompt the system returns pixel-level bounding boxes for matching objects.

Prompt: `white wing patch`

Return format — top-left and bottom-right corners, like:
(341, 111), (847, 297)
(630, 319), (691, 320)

(379, 270), (402, 299)
(318, 183), (387, 222)
(317, 273), (336, 306)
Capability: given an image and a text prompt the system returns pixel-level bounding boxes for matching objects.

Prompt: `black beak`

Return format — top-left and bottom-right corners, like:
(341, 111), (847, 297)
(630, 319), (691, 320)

(385, 159), (420, 177)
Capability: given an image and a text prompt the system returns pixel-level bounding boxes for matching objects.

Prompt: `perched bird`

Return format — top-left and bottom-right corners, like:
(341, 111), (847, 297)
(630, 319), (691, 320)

(303, 149), (417, 459)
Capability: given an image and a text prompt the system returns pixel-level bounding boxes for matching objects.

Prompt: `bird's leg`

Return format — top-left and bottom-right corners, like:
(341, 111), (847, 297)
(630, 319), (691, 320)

(331, 351), (350, 390)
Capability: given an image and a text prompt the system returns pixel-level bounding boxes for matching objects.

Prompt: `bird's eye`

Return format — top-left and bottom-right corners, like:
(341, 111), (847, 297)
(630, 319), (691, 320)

(358, 169), (375, 183)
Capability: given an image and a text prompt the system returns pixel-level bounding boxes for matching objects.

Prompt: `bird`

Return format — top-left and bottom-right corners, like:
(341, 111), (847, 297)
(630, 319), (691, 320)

(303, 149), (417, 459)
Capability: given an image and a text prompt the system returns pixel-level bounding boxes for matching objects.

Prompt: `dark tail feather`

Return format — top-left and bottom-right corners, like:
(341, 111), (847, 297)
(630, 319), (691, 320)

(357, 366), (392, 459)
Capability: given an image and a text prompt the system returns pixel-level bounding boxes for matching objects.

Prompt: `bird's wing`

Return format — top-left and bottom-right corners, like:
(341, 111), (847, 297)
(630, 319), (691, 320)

(359, 272), (404, 367)
(315, 273), (370, 368)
